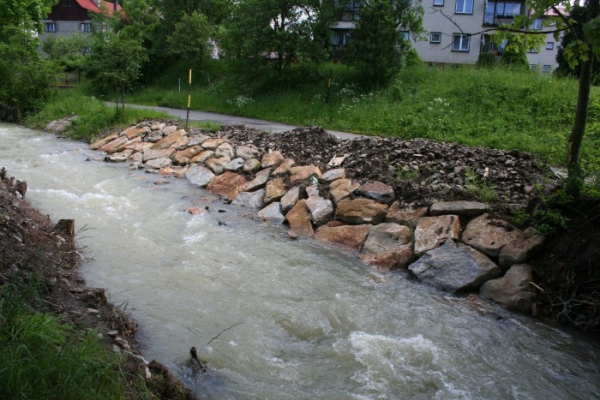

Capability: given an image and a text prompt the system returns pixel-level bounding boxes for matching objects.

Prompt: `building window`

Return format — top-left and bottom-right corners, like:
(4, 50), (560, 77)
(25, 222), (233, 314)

(63, 1), (72, 6)
(81, 23), (92, 32)
(481, 34), (500, 53)
(430, 32), (442, 43)
(45, 22), (57, 32)
(527, 47), (538, 53)
(455, 0), (473, 14)
(433, 0), (444, 6)
(546, 42), (554, 50)
(530, 18), (542, 30)
(402, 31), (410, 41)
(542, 65), (551, 72)
(452, 33), (470, 51)
(484, 1), (522, 23)
(530, 64), (538, 71)
(332, 30), (350, 47)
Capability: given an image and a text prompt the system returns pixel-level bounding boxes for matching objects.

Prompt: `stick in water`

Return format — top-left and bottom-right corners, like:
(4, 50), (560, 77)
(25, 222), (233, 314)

(204, 322), (244, 348)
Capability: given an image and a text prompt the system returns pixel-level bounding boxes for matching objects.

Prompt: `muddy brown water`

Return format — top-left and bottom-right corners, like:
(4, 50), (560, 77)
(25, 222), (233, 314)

(1, 123), (599, 399)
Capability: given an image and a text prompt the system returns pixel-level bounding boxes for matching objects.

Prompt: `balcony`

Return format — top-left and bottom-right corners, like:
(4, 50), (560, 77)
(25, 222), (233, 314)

(483, 1), (523, 26)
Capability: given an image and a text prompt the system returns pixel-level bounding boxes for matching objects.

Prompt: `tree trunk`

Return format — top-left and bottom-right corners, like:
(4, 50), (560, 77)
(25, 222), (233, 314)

(115, 83), (119, 114)
(121, 82), (125, 111)
(567, 0), (599, 196)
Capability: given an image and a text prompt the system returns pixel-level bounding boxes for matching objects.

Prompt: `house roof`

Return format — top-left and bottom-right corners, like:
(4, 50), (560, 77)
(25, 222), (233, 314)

(76, 0), (123, 17)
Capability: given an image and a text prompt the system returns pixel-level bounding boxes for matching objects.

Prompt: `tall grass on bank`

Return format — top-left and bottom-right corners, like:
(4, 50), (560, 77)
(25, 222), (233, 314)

(26, 87), (169, 140)
(0, 278), (124, 399)
(128, 63), (599, 172)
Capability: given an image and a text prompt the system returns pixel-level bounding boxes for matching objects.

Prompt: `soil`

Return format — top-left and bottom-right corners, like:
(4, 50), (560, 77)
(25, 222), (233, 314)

(0, 169), (196, 399)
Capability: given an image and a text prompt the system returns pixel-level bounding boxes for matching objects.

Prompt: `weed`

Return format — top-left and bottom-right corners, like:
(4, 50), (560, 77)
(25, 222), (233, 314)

(396, 166), (420, 181)
(464, 168), (499, 202)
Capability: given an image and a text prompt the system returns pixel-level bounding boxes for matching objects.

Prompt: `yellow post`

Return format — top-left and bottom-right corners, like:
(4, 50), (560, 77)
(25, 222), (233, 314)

(186, 69), (192, 128)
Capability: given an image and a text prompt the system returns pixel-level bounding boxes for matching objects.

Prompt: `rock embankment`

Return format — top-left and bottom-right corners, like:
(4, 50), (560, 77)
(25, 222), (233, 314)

(83, 119), (558, 315)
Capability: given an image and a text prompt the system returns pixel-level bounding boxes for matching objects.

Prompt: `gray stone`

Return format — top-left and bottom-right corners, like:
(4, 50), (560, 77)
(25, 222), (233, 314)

(356, 181), (395, 204)
(185, 165), (215, 188)
(224, 157), (245, 172)
(499, 227), (544, 268)
(430, 201), (489, 217)
(215, 142), (235, 159)
(408, 240), (503, 294)
(232, 189), (266, 209)
(144, 157), (172, 171)
(236, 145), (261, 160)
(187, 134), (209, 146)
(257, 202), (285, 224)
(480, 264), (534, 314)
(281, 186), (301, 214)
(243, 159), (262, 173)
(306, 194), (334, 227)
(245, 168), (271, 192)
(205, 156), (230, 175)
(320, 168), (346, 183)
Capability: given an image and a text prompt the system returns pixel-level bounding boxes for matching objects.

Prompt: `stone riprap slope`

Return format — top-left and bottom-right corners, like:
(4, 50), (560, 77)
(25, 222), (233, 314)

(81, 119), (555, 316)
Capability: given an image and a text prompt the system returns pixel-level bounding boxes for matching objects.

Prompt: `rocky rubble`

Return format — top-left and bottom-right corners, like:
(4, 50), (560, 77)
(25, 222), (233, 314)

(82, 119), (557, 315)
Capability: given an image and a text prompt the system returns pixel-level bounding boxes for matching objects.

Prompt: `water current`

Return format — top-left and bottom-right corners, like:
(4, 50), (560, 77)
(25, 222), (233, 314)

(1, 123), (599, 399)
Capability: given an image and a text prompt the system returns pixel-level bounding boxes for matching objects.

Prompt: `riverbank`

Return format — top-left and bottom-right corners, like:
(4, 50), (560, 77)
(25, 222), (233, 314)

(81, 117), (600, 336)
(0, 168), (197, 399)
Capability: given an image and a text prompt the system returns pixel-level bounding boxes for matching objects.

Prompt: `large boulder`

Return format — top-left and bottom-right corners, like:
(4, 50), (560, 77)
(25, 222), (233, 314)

(143, 148), (174, 162)
(215, 142), (235, 159)
(144, 157), (172, 171)
(498, 227), (544, 268)
(90, 133), (118, 150)
(285, 200), (314, 237)
(462, 213), (521, 258)
(120, 126), (148, 140)
(414, 215), (461, 256)
(244, 168), (271, 192)
(185, 165), (215, 188)
(201, 138), (227, 149)
(334, 198), (389, 225)
(408, 240), (503, 294)
(314, 224), (371, 251)
(385, 202), (428, 228)
(480, 264), (534, 314)
(99, 136), (128, 154)
(190, 150), (214, 164)
(224, 157), (245, 172)
(206, 172), (247, 201)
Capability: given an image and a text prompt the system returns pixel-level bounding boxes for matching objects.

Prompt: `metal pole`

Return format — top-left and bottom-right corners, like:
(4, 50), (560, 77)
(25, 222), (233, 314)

(325, 69), (332, 103)
(186, 69), (192, 128)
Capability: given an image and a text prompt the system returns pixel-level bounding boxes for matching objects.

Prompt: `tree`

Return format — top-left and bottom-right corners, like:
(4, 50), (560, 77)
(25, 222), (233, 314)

(0, 0), (57, 121)
(167, 11), (214, 67)
(555, 5), (600, 84)
(42, 33), (93, 79)
(86, 31), (148, 113)
(222, 0), (336, 83)
(347, 0), (423, 86)
(499, 36), (530, 70)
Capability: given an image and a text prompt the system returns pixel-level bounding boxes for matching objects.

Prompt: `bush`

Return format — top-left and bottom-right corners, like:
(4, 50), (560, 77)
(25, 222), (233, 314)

(477, 52), (497, 68)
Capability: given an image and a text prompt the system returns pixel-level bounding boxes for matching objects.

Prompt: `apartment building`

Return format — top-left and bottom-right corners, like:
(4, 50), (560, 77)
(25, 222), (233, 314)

(332, 0), (560, 71)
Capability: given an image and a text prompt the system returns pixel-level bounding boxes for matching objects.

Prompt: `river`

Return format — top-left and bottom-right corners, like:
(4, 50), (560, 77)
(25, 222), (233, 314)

(1, 123), (599, 399)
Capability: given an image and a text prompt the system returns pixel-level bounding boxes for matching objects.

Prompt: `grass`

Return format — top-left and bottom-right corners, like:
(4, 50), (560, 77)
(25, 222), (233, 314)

(0, 277), (125, 399)
(25, 87), (170, 141)
(127, 62), (600, 175)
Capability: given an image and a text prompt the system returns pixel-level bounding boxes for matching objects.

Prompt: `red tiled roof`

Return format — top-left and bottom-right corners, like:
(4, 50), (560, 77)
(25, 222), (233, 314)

(76, 0), (123, 16)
